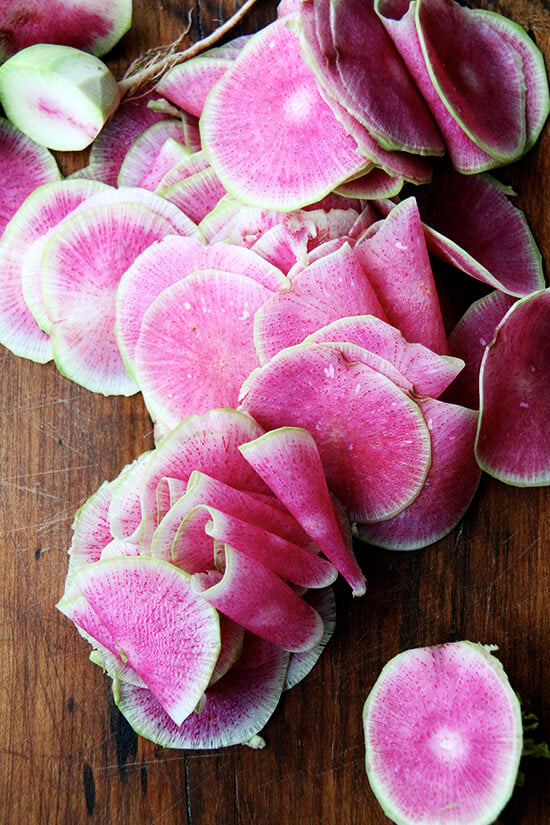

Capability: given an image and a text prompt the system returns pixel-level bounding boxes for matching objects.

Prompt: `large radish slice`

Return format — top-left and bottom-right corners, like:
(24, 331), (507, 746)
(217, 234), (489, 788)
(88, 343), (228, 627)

(57, 556), (221, 726)
(475, 288), (550, 485)
(200, 18), (368, 210)
(113, 632), (290, 749)
(363, 641), (523, 825)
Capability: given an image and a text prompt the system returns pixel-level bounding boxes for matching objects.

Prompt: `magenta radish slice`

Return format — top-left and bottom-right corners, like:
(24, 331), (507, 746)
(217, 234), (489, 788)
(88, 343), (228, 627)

(155, 150), (211, 191)
(117, 120), (188, 187)
(200, 18), (368, 210)
(41, 202), (176, 395)
(169, 506), (216, 571)
(307, 315), (463, 399)
(239, 342), (431, 522)
(135, 269), (271, 430)
(363, 641), (523, 825)
(357, 398), (481, 550)
(239, 427), (365, 595)
(475, 289), (550, 485)
(335, 167), (404, 200)
(58, 556), (221, 725)
(192, 545), (324, 652)
(160, 167), (228, 224)
(284, 586), (336, 690)
(138, 138), (192, 191)
(156, 56), (233, 118)
(67, 480), (115, 574)
(107, 452), (153, 542)
(113, 632), (289, 749)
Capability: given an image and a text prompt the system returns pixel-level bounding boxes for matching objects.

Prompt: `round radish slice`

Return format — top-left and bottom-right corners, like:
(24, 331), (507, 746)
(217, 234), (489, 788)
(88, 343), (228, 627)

(200, 18), (368, 210)
(135, 269), (271, 430)
(41, 201), (177, 395)
(363, 641), (523, 825)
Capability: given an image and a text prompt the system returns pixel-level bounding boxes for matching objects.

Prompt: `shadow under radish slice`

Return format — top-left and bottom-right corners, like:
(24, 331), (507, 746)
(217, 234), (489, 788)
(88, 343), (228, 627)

(113, 631), (290, 749)
(200, 18), (369, 210)
(57, 556), (221, 726)
(41, 201), (177, 395)
(283, 586), (336, 690)
(238, 342), (431, 523)
(134, 269), (272, 430)
(475, 288), (550, 486)
(363, 641), (523, 825)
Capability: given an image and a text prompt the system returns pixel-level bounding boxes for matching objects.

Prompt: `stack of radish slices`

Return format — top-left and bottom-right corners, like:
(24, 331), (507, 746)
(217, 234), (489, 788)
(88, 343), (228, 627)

(0, 0), (548, 811)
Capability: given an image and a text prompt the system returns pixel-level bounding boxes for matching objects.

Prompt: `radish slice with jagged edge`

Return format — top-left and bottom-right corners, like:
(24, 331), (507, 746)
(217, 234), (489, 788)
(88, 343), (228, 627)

(335, 167), (404, 200)
(354, 197), (448, 354)
(306, 315), (463, 399)
(117, 120), (189, 187)
(445, 291), (516, 409)
(363, 641), (523, 825)
(475, 289), (550, 486)
(415, 0), (527, 162)
(107, 452), (153, 542)
(420, 170), (545, 297)
(239, 342), (432, 522)
(113, 631), (290, 749)
(0, 177), (107, 362)
(156, 56), (234, 118)
(57, 556), (221, 725)
(134, 269), (272, 430)
(239, 427), (365, 595)
(200, 18), (369, 210)
(357, 398), (480, 550)
(192, 545), (324, 652)
(254, 243), (387, 364)
(160, 167), (228, 223)
(41, 202), (177, 395)
(200, 200), (283, 246)
(0, 0), (132, 60)
(284, 586), (336, 690)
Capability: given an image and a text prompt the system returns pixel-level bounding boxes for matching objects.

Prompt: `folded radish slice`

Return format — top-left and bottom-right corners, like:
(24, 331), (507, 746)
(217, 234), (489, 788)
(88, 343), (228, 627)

(113, 632), (290, 749)
(475, 288), (550, 485)
(200, 18), (368, 210)
(57, 556), (221, 726)
(363, 641), (523, 825)
(239, 427), (365, 595)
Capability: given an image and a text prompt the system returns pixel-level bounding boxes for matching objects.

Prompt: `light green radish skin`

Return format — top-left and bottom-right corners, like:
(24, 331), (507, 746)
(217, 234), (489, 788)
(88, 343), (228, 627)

(363, 641), (523, 825)
(0, 44), (121, 151)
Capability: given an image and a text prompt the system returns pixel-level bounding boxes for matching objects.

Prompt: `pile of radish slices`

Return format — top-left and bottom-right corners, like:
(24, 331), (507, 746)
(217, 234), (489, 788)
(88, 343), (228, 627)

(0, 0), (549, 820)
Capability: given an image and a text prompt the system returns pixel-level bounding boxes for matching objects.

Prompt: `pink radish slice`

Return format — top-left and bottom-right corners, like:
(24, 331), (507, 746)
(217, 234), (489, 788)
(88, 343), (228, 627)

(254, 242), (387, 364)
(160, 167), (228, 223)
(209, 614), (245, 686)
(67, 480), (115, 574)
(58, 556), (221, 725)
(134, 269), (272, 430)
(192, 545), (324, 652)
(100, 539), (140, 559)
(155, 150), (211, 191)
(200, 18), (368, 210)
(137, 138), (192, 191)
(335, 167), (404, 200)
(306, 315), (463, 399)
(113, 631), (290, 749)
(420, 170), (545, 297)
(354, 197), (448, 354)
(41, 202), (176, 395)
(445, 290), (517, 409)
(239, 427), (365, 596)
(284, 586), (336, 690)
(363, 641), (523, 825)
(181, 110), (202, 152)
(168, 506), (216, 571)
(202, 201), (284, 246)
(117, 120), (188, 187)
(156, 56), (233, 118)
(356, 398), (481, 550)
(107, 452), (153, 542)
(475, 288), (550, 485)
(239, 342), (432, 522)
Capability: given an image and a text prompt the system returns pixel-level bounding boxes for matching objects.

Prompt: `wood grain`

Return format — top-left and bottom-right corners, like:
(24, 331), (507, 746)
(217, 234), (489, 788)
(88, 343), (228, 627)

(0, 1), (548, 823)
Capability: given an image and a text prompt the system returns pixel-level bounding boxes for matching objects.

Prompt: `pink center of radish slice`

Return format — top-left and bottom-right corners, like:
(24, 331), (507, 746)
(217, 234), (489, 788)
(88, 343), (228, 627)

(429, 727), (467, 764)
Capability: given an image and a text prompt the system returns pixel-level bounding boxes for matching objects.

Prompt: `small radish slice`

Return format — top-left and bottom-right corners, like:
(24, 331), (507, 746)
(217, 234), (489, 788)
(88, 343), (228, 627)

(134, 269), (272, 429)
(192, 545), (324, 652)
(363, 641), (523, 825)
(41, 202), (176, 395)
(239, 427), (365, 595)
(137, 138), (192, 191)
(155, 150), (211, 191)
(475, 288), (550, 485)
(284, 586), (336, 690)
(156, 56), (234, 118)
(113, 631), (290, 749)
(335, 167), (404, 200)
(117, 120), (188, 187)
(160, 167), (227, 223)
(201, 18), (368, 210)
(57, 556), (221, 726)
(67, 480), (115, 574)
(107, 452), (153, 542)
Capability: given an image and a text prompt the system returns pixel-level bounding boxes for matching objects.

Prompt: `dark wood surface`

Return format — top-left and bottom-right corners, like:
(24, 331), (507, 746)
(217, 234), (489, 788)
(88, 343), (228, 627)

(1, 1), (549, 823)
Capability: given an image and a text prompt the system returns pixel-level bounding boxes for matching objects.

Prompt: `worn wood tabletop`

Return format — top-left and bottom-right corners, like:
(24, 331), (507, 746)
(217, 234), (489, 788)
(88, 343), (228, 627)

(0, 0), (549, 823)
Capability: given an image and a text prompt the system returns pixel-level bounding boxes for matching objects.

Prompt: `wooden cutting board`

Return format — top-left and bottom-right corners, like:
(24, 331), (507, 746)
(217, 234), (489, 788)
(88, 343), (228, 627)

(0, 1), (548, 822)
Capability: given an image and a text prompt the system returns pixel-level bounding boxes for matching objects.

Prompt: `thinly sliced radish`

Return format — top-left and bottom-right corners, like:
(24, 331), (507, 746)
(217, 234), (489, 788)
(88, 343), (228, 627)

(67, 480), (115, 574)
(117, 120), (188, 187)
(283, 586), (336, 690)
(156, 56), (233, 118)
(137, 138), (192, 191)
(107, 452), (153, 542)
(363, 641), (523, 825)
(160, 167), (227, 223)
(335, 167), (404, 200)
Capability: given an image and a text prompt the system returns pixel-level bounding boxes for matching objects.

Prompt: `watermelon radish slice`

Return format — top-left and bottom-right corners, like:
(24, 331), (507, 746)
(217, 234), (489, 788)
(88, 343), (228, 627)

(134, 269), (272, 429)
(117, 120), (188, 187)
(208, 614), (245, 687)
(57, 556), (221, 725)
(113, 631), (290, 749)
(192, 545), (324, 652)
(335, 167), (404, 200)
(100, 539), (140, 559)
(67, 480), (115, 575)
(155, 150), (211, 191)
(107, 452), (153, 542)
(200, 18), (369, 210)
(239, 427), (366, 595)
(156, 56), (233, 118)
(239, 342), (432, 522)
(160, 167), (228, 224)
(363, 641), (523, 825)
(41, 202), (176, 395)
(283, 586), (336, 690)
(475, 288), (550, 486)
(356, 398), (481, 550)
(137, 138), (192, 191)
